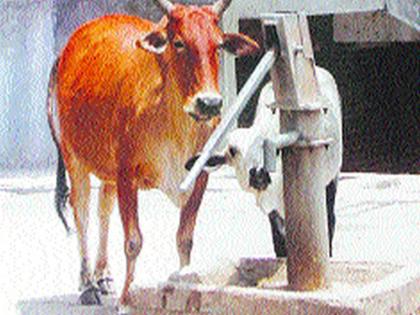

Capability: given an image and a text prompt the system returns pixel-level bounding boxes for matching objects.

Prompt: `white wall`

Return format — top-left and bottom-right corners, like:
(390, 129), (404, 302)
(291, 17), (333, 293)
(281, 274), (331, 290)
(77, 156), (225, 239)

(0, 1), (55, 174)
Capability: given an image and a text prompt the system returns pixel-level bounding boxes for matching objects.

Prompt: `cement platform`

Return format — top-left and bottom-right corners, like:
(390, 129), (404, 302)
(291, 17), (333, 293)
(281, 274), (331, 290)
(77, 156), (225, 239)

(1, 170), (419, 314)
(127, 259), (420, 314)
(17, 259), (420, 314)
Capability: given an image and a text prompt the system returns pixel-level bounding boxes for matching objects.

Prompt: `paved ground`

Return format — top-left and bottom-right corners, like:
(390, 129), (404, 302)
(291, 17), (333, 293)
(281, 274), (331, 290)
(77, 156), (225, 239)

(0, 169), (419, 314)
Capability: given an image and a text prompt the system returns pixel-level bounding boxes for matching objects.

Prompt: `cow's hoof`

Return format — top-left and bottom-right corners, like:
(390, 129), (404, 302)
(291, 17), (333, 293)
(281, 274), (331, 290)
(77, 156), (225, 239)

(79, 286), (102, 305)
(116, 303), (131, 315)
(96, 276), (116, 295)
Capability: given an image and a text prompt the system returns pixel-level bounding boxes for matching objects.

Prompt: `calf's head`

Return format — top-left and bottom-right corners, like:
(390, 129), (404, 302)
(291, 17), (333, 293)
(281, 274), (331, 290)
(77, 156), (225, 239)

(225, 129), (272, 192)
(185, 128), (272, 192)
(140, 0), (260, 121)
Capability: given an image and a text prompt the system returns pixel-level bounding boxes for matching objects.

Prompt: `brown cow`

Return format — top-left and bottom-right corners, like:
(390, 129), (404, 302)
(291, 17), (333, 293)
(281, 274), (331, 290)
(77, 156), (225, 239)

(46, 0), (259, 309)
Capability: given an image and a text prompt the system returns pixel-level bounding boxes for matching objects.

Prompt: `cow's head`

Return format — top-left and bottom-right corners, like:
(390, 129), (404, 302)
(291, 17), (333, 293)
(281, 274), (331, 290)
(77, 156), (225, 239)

(139, 0), (260, 122)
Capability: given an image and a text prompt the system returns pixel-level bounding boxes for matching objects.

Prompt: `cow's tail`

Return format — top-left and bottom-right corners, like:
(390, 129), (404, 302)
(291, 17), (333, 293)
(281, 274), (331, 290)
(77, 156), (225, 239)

(47, 58), (71, 233)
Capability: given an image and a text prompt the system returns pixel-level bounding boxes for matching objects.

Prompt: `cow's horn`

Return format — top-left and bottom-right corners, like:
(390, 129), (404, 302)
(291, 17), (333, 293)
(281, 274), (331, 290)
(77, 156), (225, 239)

(212, 0), (233, 16)
(153, 0), (174, 14)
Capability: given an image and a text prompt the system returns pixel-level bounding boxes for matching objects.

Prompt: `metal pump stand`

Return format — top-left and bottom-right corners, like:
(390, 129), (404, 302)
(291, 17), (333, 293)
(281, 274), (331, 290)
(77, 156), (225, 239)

(180, 12), (332, 291)
(263, 13), (331, 290)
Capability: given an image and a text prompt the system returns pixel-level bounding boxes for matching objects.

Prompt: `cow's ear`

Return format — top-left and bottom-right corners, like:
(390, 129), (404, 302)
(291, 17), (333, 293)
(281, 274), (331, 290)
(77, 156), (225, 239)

(222, 33), (260, 57)
(137, 31), (168, 54)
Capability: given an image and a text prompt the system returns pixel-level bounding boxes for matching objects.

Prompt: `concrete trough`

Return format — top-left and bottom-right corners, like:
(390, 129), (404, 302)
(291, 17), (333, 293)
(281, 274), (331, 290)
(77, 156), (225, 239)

(124, 258), (420, 314)
(20, 259), (419, 314)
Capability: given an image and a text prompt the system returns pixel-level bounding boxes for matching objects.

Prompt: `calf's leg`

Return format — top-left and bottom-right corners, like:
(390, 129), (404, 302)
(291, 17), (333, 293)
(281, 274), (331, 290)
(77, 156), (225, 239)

(270, 176), (338, 258)
(326, 176), (338, 257)
(269, 210), (287, 257)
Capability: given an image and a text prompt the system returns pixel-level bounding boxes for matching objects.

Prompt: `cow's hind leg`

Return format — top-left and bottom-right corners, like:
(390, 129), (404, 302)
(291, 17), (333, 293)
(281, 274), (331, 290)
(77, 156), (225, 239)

(67, 163), (100, 304)
(94, 182), (117, 295)
(177, 172), (208, 268)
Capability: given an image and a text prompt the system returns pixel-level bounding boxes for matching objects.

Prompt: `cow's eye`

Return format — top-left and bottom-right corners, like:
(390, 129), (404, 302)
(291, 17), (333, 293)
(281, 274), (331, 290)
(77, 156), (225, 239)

(173, 40), (185, 50)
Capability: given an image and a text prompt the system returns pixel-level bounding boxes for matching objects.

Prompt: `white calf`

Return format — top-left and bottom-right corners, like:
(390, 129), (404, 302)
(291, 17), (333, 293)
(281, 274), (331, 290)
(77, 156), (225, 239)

(226, 66), (342, 213)
(186, 67), (342, 257)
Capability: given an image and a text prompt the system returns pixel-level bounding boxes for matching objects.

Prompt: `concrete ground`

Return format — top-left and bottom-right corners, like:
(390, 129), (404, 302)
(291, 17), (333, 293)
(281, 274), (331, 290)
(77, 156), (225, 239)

(0, 169), (419, 314)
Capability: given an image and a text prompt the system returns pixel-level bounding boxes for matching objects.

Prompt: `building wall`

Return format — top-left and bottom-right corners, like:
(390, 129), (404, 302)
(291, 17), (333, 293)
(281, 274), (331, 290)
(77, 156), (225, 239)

(0, 1), (55, 174)
(236, 16), (419, 174)
(311, 15), (419, 174)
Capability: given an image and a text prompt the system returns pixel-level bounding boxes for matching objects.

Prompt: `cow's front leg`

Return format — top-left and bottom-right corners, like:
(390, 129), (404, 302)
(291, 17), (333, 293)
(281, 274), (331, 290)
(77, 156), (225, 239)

(94, 183), (117, 295)
(177, 172), (209, 267)
(117, 169), (142, 309)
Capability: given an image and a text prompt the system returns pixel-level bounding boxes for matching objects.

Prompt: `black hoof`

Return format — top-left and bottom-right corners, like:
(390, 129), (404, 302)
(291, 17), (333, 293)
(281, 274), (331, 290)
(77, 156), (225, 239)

(79, 286), (102, 305)
(97, 277), (115, 295)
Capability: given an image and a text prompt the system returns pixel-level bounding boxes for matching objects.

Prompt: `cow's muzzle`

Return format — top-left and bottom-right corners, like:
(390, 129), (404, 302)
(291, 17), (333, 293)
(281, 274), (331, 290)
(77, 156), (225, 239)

(186, 92), (223, 121)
